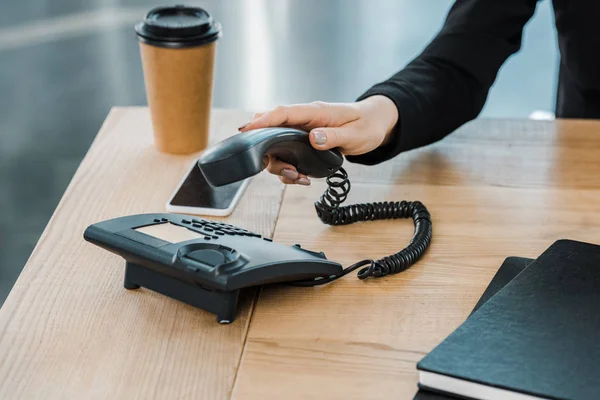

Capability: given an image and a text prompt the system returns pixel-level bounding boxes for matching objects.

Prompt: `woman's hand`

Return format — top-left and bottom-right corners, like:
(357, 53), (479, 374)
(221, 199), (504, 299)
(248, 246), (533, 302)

(238, 95), (398, 185)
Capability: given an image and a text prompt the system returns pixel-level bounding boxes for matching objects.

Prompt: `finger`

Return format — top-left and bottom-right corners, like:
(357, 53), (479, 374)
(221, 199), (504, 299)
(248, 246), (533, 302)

(239, 102), (357, 132)
(241, 105), (300, 131)
(238, 112), (266, 131)
(309, 126), (355, 151)
(279, 176), (297, 185)
(264, 154), (311, 185)
(252, 112), (265, 121)
(266, 157), (297, 178)
(279, 175), (311, 186)
(295, 176), (311, 186)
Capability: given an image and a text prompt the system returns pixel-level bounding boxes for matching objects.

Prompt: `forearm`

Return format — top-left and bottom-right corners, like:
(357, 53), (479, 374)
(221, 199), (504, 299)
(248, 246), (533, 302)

(347, 0), (539, 165)
(351, 55), (489, 164)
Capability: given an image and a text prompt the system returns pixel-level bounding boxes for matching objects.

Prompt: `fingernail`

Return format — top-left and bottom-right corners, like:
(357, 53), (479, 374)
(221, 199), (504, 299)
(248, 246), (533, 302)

(281, 168), (299, 180)
(312, 130), (327, 145)
(296, 177), (311, 186)
(238, 122), (250, 130)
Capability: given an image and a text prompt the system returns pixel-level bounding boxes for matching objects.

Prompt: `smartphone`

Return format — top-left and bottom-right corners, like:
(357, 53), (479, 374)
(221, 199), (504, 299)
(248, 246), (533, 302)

(166, 161), (249, 216)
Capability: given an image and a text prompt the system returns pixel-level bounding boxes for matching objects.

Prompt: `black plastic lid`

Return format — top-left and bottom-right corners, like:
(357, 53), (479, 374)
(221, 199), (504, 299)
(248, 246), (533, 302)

(135, 5), (222, 48)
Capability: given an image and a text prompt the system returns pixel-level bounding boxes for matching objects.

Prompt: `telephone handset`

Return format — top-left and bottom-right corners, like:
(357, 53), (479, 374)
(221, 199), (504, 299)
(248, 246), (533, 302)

(197, 127), (433, 284)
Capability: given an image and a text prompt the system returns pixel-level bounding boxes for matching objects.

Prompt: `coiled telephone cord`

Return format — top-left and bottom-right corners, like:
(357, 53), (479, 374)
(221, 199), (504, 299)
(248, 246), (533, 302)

(292, 167), (432, 286)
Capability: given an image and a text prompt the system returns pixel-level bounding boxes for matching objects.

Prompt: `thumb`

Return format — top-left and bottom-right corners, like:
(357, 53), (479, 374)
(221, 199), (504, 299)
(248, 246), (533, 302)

(309, 127), (354, 152)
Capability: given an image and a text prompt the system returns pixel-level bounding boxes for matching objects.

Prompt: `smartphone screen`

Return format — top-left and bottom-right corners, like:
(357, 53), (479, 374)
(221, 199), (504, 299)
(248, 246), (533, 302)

(168, 163), (246, 211)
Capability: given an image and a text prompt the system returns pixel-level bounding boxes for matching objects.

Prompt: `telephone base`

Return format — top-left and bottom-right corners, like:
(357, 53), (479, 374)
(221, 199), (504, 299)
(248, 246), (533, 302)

(124, 262), (239, 324)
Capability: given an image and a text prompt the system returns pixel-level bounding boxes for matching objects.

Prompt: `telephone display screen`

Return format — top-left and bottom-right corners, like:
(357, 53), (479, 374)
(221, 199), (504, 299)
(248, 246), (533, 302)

(135, 223), (203, 243)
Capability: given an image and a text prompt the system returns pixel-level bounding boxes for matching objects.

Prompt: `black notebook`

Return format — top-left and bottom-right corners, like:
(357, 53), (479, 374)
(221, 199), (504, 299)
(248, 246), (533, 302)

(416, 239), (600, 400)
(469, 257), (533, 317)
(413, 256), (533, 400)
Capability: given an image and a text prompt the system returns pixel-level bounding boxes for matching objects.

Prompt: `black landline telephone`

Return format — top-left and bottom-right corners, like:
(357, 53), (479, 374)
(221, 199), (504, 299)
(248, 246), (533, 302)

(84, 128), (432, 323)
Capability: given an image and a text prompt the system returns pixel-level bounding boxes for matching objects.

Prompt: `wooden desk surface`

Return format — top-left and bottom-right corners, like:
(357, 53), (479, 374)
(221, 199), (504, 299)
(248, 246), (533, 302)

(1, 109), (600, 399)
(0, 108), (283, 399)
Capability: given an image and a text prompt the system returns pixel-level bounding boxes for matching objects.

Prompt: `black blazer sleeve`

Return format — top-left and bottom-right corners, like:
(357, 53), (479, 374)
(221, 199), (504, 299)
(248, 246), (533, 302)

(346, 0), (539, 165)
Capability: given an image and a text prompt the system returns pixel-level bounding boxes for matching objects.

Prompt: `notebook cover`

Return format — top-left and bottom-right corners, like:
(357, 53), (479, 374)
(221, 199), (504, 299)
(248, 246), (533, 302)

(412, 256), (533, 400)
(416, 239), (600, 400)
(468, 257), (533, 316)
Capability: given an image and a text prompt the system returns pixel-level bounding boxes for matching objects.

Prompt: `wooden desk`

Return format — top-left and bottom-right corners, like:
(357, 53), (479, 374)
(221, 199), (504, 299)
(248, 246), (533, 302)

(1, 110), (600, 399)
(0, 108), (283, 399)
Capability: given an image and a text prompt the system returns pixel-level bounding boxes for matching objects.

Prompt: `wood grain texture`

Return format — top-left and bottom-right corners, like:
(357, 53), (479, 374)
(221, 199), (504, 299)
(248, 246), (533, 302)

(3, 116), (600, 399)
(341, 119), (600, 188)
(232, 119), (600, 399)
(0, 107), (284, 400)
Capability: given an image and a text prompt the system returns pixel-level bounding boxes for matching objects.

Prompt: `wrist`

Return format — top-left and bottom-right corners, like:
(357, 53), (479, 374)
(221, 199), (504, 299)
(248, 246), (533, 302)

(358, 95), (399, 146)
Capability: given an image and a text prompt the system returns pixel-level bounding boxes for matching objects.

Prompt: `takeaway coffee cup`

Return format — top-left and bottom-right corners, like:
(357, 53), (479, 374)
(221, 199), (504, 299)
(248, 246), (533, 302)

(135, 5), (222, 154)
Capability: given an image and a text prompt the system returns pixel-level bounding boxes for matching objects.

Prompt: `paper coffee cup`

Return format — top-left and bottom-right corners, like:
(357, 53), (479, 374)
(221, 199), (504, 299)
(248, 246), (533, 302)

(135, 6), (222, 154)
